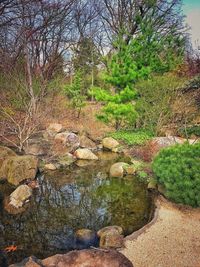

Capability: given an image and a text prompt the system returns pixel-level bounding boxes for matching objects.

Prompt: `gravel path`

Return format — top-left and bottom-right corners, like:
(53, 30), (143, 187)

(121, 196), (200, 267)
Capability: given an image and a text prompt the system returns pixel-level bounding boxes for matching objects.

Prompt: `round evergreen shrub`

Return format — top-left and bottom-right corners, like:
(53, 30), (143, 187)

(152, 143), (200, 207)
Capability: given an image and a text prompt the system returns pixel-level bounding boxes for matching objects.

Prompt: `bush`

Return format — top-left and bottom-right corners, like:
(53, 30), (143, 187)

(179, 125), (200, 138)
(152, 143), (200, 207)
(108, 129), (153, 145)
(135, 74), (186, 134)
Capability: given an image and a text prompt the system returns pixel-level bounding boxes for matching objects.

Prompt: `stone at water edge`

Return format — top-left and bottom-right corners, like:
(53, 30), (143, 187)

(74, 148), (98, 160)
(97, 225), (123, 237)
(102, 137), (119, 150)
(9, 185), (32, 208)
(0, 146), (16, 169)
(0, 155), (38, 186)
(98, 225), (124, 249)
(109, 162), (128, 178)
(99, 232), (124, 249)
(9, 249), (134, 267)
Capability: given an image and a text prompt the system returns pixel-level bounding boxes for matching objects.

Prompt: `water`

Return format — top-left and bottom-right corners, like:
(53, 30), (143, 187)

(0, 152), (154, 265)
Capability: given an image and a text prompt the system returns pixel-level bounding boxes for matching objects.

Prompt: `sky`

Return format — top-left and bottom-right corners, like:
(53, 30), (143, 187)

(182, 0), (200, 49)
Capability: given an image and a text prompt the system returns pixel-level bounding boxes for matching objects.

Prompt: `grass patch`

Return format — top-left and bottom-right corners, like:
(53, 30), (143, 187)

(108, 129), (154, 145)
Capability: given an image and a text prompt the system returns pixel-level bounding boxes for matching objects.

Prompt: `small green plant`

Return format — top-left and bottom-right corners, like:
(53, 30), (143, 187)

(91, 86), (138, 129)
(152, 143), (200, 207)
(63, 71), (86, 118)
(108, 129), (153, 145)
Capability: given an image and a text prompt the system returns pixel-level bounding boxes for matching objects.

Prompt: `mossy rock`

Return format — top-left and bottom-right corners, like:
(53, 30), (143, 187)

(0, 155), (38, 185)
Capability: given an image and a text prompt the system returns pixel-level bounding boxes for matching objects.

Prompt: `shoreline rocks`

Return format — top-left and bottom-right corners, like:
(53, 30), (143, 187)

(9, 249), (133, 267)
(0, 155), (38, 185)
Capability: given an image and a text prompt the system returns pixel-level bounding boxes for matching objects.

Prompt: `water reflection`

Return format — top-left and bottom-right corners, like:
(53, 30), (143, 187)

(0, 152), (153, 264)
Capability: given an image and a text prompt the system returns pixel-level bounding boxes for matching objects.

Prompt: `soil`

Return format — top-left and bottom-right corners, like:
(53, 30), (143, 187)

(121, 195), (200, 267)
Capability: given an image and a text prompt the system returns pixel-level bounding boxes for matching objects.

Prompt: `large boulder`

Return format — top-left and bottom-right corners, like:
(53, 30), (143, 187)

(74, 148), (98, 160)
(10, 250), (133, 267)
(102, 137), (119, 151)
(9, 185), (32, 208)
(0, 155), (38, 185)
(42, 250), (133, 267)
(0, 146), (16, 169)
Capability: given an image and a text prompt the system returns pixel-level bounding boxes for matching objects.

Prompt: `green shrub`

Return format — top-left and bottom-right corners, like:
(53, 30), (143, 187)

(108, 129), (153, 145)
(179, 125), (200, 138)
(152, 143), (200, 207)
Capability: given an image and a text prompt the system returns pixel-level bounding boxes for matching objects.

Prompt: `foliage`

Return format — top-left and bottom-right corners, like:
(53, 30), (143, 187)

(63, 71), (86, 118)
(131, 140), (160, 162)
(152, 143), (200, 207)
(90, 86), (138, 129)
(135, 74), (186, 133)
(179, 125), (200, 138)
(108, 129), (153, 145)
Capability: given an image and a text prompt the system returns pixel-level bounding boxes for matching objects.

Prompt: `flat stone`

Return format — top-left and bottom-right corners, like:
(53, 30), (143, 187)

(42, 249), (133, 267)
(9, 185), (32, 208)
(74, 149), (98, 160)
(44, 163), (57, 171)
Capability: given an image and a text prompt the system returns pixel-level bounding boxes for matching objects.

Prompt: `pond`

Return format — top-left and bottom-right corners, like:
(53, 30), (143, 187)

(0, 152), (154, 265)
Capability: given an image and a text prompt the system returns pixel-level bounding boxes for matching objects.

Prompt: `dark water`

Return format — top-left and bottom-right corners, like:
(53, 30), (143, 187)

(0, 152), (154, 265)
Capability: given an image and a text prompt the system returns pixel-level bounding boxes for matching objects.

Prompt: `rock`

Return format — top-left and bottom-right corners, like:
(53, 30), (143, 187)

(99, 232), (124, 249)
(0, 155), (38, 185)
(97, 225), (123, 237)
(75, 229), (97, 248)
(9, 185), (32, 208)
(102, 137), (119, 150)
(109, 162), (128, 178)
(24, 144), (45, 156)
(42, 249), (133, 267)
(44, 163), (57, 171)
(0, 146), (16, 169)
(80, 135), (97, 149)
(54, 132), (80, 153)
(152, 136), (199, 148)
(9, 256), (43, 267)
(74, 148), (98, 160)
(47, 123), (63, 136)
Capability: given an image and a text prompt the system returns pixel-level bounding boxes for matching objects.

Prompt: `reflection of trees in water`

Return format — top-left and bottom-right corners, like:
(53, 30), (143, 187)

(0, 155), (153, 261)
